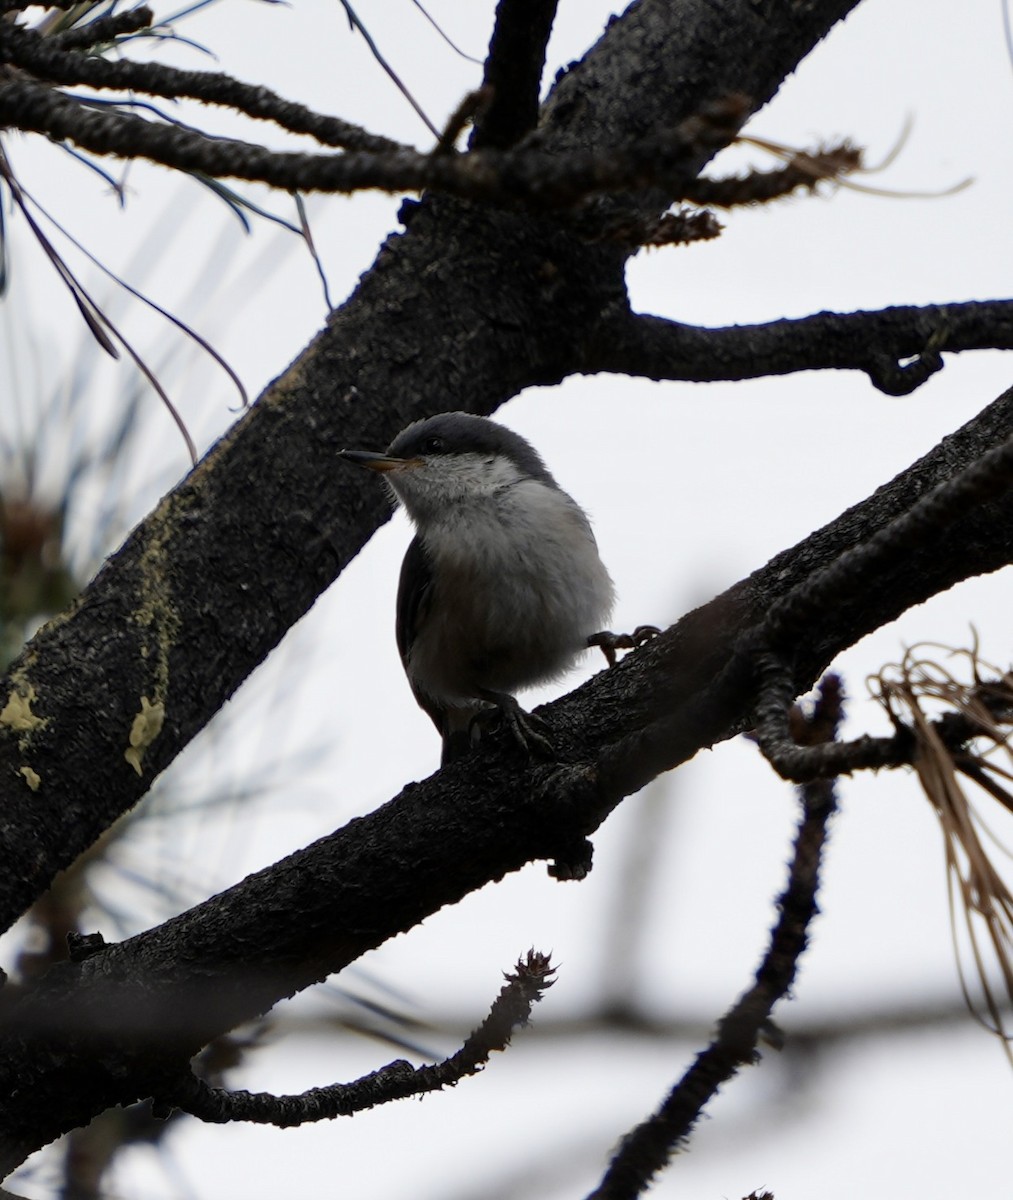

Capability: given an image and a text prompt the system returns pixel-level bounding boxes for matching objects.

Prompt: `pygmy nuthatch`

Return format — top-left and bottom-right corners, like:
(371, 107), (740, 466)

(341, 412), (616, 763)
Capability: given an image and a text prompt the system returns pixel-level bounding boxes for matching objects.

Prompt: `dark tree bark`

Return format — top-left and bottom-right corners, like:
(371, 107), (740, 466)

(0, 0), (862, 931)
(2, 376), (1010, 1169)
(2, 0), (1010, 1177)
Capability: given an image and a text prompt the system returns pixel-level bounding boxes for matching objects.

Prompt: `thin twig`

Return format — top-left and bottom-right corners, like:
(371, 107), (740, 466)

(588, 681), (842, 1199)
(165, 951), (555, 1125)
(1, 21), (405, 153)
(685, 140), (863, 207)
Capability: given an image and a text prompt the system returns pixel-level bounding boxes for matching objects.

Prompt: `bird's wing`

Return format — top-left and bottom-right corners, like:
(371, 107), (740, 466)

(396, 534), (444, 734)
(396, 534), (431, 664)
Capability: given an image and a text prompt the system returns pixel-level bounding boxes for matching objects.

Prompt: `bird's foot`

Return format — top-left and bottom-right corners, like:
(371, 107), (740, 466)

(475, 690), (554, 759)
(588, 625), (661, 667)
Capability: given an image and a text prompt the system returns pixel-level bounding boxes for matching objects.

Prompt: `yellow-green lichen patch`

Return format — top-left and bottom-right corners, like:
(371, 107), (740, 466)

(0, 680), (46, 735)
(124, 696), (166, 776)
(125, 507), (180, 775)
(132, 512), (181, 701)
(19, 765), (41, 791)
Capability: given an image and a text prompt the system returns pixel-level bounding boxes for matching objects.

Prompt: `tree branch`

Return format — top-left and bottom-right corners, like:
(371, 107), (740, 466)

(469, 0), (559, 150)
(0, 0), (77, 10)
(587, 302), (1013, 395)
(164, 951), (555, 1126)
(0, 20), (404, 153)
(0, 76), (745, 204)
(1, 383), (1011, 1171)
(7, 0), (954, 1170)
(684, 139), (863, 207)
(0, 0), (869, 932)
(590, 384), (1013, 805)
(747, 425), (1013, 780)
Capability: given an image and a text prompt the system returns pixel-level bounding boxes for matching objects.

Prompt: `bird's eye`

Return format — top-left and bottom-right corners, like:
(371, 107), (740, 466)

(420, 436), (445, 454)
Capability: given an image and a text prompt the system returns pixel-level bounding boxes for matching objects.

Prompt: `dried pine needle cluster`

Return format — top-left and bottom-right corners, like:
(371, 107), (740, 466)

(870, 641), (1013, 1062)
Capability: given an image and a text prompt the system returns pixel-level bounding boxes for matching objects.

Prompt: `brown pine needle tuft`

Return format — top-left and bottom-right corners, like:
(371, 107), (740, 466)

(870, 639), (1013, 1065)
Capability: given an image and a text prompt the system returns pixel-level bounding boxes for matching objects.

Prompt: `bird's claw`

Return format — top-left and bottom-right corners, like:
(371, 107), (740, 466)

(474, 691), (555, 759)
(506, 705), (555, 759)
(588, 624), (661, 667)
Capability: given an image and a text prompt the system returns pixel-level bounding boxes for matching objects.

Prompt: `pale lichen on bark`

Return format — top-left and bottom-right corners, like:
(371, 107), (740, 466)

(125, 506), (181, 773)
(0, 674), (47, 791)
(124, 695), (166, 775)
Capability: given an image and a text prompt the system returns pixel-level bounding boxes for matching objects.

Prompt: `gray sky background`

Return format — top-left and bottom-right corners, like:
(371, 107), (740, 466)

(2, 2), (1010, 1197)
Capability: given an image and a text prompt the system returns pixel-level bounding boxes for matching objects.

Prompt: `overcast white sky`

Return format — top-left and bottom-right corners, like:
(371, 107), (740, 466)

(2, 2), (1011, 1197)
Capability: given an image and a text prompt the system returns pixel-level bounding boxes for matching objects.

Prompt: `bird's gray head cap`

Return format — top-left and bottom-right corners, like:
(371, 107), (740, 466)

(387, 413), (556, 485)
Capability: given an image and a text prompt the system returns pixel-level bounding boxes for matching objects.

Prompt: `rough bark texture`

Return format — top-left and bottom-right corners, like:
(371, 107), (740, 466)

(11, 0), (1013, 1174)
(0, 0), (861, 931)
(589, 302), (1013, 395)
(2, 380), (1009, 1169)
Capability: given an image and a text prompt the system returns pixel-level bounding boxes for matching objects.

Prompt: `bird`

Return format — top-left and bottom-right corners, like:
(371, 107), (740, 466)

(340, 411), (616, 764)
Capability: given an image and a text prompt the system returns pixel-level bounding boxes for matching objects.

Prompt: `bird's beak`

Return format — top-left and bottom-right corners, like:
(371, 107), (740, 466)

(339, 449), (417, 473)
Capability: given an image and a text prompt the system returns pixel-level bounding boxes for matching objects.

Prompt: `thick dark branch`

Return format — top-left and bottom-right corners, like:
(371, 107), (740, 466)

(590, 385), (1013, 806)
(167, 951), (554, 1126)
(589, 685), (841, 1199)
(470, 0), (559, 150)
(2, 385), (1011, 1171)
(758, 426), (1013, 663)
(0, 0), (900, 1166)
(750, 416), (1013, 781)
(0, 23), (404, 153)
(0, 77), (743, 203)
(588, 302), (1013, 395)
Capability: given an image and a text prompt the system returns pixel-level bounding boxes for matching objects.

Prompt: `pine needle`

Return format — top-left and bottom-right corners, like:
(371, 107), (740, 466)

(870, 638), (1013, 1066)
